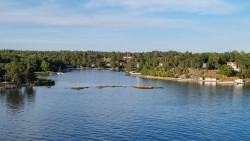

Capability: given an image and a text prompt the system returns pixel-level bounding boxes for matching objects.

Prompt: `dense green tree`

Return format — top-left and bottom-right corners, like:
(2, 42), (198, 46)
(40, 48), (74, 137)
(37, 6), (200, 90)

(40, 60), (49, 71)
(1, 49), (250, 82)
(5, 61), (25, 83)
(218, 65), (234, 77)
(96, 59), (104, 68)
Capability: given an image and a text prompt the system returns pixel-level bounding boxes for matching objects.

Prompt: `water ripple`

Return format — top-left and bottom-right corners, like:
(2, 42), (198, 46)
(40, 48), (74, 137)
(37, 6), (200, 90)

(1, 70), (250, 140)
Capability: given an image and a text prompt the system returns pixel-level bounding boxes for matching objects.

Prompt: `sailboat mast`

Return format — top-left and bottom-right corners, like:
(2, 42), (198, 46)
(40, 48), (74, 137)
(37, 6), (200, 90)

(229, 45), (232, 62)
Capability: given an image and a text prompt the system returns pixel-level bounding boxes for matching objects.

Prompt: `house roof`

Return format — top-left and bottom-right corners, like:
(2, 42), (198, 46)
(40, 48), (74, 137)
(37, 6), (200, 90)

(227, 61), (237, 66)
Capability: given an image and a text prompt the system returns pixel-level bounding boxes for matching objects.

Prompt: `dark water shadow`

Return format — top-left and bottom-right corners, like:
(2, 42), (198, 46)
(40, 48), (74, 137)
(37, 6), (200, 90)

(0, 87), (36, 114)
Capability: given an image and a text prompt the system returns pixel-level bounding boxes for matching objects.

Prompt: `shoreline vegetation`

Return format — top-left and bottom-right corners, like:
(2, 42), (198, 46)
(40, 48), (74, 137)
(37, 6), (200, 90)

(0, 79), (55, 90)
(1, 50), (250, 89)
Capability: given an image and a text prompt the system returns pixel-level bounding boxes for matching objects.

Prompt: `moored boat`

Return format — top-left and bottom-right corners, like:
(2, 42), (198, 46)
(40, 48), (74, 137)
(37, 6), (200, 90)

(129, 71), (141, 75)
(57, 72), (64, 75)
(57, 66), (64, 75)
(234, 78), (244, 84)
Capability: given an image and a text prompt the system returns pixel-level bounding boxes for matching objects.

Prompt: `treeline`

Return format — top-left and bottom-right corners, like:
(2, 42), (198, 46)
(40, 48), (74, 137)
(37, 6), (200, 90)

(1, 50), (250, 84)
(126, 51), (250, 78)
(127, 51), (250, 78)
(0, 50), (128, 83)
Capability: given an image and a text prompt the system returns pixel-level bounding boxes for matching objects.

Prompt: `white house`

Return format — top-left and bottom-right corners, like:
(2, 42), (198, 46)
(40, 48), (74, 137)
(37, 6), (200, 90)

(227, 61), (240, 72)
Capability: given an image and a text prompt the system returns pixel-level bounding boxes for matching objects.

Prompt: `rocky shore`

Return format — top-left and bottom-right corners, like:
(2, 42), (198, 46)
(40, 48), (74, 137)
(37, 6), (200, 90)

(70, 84), (163, 90)
(139, 75), (195, 82)
(0, 84), (18, 90)
(96, 85), (125, 89)
(71, 86), (89, 90)
(139, 75), (247, 85)
(131, 85), (163, 89)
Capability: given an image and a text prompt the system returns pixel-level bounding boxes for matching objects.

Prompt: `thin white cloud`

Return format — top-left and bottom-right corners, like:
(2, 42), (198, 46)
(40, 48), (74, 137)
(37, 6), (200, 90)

(0, 1), (200, 28)
(83, 0), (237, 15)
(0, 0), (238, 28)
(0, 9), (198, 28)
(0, 0), (249, 52)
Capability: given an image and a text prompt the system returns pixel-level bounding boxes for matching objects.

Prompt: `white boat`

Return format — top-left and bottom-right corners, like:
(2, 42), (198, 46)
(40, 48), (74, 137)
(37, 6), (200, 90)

(234, 79), (244, 84)
(57, 66), (64, 75)
(129, 71), (141, 75)
(57, 72), (64, 75)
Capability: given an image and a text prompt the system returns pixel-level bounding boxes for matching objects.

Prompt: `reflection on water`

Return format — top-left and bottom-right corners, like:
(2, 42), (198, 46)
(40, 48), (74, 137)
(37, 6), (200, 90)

(204, 82), (217, 86)
(198, 81), (217, 87)
(24, 86), (36, 103)
(197, 81), (246, 97)
(199, 81), (246, 90)
(6, 89), (25, 111)
(0, 87), (36, 113)
(234, 84), (244, 89)
(1, 70), (250, 141)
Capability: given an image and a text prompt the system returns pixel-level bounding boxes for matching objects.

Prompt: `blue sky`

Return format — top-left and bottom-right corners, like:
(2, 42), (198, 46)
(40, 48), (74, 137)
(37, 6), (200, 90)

(0, 0), (250, 52)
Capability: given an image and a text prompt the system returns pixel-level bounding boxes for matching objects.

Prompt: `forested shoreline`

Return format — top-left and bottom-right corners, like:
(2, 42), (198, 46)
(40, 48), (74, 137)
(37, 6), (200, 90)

(1, 49), (250, 85)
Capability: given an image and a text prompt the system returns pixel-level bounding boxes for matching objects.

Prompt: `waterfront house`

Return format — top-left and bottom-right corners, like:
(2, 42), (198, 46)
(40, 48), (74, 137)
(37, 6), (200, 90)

(227, 61), (240, 72)
(122, 56), (133, 63)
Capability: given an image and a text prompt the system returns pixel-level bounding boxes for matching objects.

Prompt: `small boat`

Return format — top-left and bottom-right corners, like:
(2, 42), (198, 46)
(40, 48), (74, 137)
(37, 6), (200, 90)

(57, 66), (64, 75)
(57, 72), (64, 75)
(129, 71), (141, 75)
(234, 79), (244, 84)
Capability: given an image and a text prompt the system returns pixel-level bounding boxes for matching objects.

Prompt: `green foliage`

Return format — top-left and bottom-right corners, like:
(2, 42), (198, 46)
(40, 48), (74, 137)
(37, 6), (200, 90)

(33, 78), (55, 86)
(40, 60), (49, 71)
(5, 61), (25, 83)
(242, 69), (250, 78)
(236, 72), (244, 79)
(1, 49), (250, 81)
(218, 65), (234, 77)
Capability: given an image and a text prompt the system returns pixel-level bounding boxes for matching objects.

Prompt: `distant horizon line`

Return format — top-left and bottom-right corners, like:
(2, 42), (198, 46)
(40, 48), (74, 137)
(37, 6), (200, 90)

(0, 48), (247, 54)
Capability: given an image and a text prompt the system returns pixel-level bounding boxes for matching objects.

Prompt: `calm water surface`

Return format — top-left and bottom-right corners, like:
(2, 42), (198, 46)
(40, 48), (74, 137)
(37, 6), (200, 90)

(1, 70), (250, 140)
